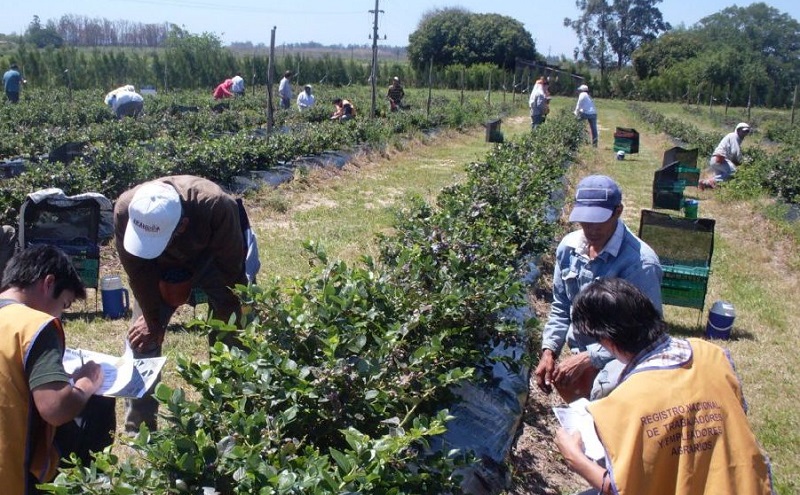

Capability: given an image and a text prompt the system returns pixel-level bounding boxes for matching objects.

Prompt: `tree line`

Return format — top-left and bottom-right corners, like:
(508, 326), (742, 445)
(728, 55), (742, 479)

(18, 14), (170, 48)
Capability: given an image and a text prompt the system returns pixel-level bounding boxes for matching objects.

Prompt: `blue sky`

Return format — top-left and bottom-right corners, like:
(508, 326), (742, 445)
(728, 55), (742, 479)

(2, 1), (799, 58)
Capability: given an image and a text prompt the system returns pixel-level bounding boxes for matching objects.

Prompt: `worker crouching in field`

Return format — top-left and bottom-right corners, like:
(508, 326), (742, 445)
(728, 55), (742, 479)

(105, 85), (144, 119)
(331, 98), (356, 122)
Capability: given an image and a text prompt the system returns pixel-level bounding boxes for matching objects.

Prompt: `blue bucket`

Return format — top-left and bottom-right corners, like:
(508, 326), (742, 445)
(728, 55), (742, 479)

(705, 300), (735, 339)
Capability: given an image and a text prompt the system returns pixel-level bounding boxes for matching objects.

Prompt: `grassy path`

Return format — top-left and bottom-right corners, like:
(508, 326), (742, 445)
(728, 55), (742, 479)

(67, 101), (798, 493)
(513, 98), (800, 494)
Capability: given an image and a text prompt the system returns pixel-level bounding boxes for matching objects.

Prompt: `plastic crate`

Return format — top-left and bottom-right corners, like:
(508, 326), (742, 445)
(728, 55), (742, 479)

(661, 266), (709, 309)
(677, 166), (700, 187)
(613, 127), (639, 154)
(652, 189), (684, 210)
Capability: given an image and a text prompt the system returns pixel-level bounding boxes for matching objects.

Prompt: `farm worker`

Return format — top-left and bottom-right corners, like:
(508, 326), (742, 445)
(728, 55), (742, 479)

(114, 175), (260, 432)
(105, 85), (144, 119)
(278, 70), (293, 109)
(386, 76), (405, 111)
(330, 98), (356, 122)
(555, 278), (774, 495)
(3, 63), (26, 103)
(529, 76), (550, 129)
(213, 78), (234, 99)
(230, 74), (245, 96)
(0, 245), (112, 494)
(297, 84), (316, 111)
(534, 175), (662, 403)
(699, 122), (751, 190)
(574, 84), (598, 147)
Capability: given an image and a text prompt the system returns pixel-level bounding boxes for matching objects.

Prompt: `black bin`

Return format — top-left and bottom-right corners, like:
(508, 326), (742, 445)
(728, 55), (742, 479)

(485, 119), (503, 143)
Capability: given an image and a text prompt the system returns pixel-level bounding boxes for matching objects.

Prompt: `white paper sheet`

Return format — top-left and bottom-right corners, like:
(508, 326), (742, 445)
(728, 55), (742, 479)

(553, 398), (605, 461)
(63, 343), (166, 399)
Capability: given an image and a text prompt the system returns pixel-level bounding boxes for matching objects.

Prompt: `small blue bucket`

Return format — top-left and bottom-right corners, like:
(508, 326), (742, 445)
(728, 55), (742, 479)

(705, 300), (735, 339)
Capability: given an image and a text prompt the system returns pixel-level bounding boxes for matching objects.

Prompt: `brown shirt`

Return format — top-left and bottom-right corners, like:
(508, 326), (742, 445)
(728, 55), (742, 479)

(114, 175), (245, 325)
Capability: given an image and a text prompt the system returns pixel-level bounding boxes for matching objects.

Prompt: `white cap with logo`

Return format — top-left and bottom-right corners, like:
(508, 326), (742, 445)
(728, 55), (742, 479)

(124, 181), (181, 259)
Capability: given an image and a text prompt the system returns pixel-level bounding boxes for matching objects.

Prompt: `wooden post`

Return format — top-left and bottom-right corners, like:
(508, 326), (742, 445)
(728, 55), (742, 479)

(426, 57), (433, 116)
(266, 26), (276, 135)
(792, 84), (798, 125)
(512, 70), (517, 104)
(748, 82), (753, 122)
(460, 66), (465, 107)
(487, 70), (492, 107)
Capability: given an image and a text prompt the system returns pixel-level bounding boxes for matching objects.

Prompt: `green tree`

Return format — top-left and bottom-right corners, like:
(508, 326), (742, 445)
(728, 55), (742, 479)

(694, 2), (800, 107)
(407, 8), (536, 70)
(24, 15), (64, 48)
(565, 0), (670, 76)
(631, 29), (701, 79)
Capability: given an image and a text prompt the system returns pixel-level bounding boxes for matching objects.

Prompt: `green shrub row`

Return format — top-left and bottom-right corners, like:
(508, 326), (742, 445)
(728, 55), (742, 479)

(42, 114), (582, 494)
(0, 86), (509, 224)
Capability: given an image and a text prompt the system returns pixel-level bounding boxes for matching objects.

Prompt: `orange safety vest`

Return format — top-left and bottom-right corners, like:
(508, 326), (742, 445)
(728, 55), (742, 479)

(0, 302), (64, 495)
(588, 338), (772, 495)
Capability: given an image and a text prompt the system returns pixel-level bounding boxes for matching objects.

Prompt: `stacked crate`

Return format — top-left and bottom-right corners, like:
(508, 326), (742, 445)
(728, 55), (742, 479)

(613, 127), (639, 154)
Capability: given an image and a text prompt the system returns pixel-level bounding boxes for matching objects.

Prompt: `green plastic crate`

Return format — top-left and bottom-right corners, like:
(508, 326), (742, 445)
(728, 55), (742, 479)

(677, 166), (700, 187)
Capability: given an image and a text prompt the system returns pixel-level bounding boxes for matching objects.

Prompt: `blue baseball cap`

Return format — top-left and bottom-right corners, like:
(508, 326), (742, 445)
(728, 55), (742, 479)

(568, 175), (622, 223)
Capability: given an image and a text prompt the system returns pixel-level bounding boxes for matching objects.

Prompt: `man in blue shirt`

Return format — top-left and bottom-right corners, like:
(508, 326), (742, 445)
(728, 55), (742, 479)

(534, 175), (662, 402)
(3, 63), (24, 103)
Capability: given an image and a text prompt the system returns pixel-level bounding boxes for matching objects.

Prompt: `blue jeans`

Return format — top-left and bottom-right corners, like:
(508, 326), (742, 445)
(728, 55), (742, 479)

(580, 113), (598, 146)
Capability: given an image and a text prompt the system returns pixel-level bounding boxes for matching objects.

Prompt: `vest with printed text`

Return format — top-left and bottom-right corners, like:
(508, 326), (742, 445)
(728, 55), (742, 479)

(0, 302), (64, 495)
(588, 338), (772, 495)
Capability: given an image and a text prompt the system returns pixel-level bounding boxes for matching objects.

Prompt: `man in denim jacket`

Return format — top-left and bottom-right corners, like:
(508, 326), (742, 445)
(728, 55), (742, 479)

(534, 175), (663, 402)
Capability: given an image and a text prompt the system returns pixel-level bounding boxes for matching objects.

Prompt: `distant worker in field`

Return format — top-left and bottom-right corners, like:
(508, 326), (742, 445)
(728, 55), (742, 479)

(297, 84), (316, 111)
(330, 98), (356, 122)
(3, 63), (25, 103)
(278, 70), (293, 109)
(230, 74), (245, 97)
(104, 85), (144, 119)
(529, 76), (550, 129)
(699, 122), (751, 190)
(213, 78), (234, 100)
(574, 84), (598, 147)
(387, 76), (406, 112)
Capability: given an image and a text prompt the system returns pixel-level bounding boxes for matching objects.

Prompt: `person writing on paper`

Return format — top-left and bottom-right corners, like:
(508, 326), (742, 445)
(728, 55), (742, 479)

(554, 278), (774, 495)
(534, 175), (662, 402)
(0, 245), (106, 494)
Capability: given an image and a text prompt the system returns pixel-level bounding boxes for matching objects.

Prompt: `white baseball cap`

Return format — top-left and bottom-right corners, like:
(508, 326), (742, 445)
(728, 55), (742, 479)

(124, 182), (182, 259)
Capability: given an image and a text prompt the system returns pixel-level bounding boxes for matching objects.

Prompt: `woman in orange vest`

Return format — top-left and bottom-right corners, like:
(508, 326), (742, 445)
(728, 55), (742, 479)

(554, 278), (773, 495)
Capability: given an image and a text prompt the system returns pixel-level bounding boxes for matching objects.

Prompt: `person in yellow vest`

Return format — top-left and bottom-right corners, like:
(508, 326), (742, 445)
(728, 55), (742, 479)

(0, 245), (105, 495)
(554, 278), (774, 495)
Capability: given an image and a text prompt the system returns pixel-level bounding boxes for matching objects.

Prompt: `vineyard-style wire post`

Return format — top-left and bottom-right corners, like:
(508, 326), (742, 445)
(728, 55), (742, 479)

(502, 65), (506, 105)
(792, 84), (798, 125)
(487, 70), (491, 107)
(512, 69), (517, 104)
(426, 57), (433, 117)
(266, 26), (276, 135)
(64, 69), (72, 101)
(748, 82), (753, 122)
(369, 0), (384, 119)
(460, 66), (465, 107)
